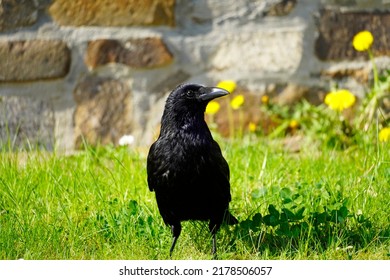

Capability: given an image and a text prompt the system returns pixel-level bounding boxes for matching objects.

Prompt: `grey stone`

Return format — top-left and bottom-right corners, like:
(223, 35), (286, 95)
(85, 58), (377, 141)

(0, 0), (38, 32)
(73, 76), (133, 148)
(212, 27), (304, 74)
(0, 96), (55, 150)
(189, 0), (266, 24)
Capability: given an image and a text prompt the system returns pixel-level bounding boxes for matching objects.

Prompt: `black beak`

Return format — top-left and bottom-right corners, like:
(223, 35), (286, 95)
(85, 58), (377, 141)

(199, 87), (229, 102)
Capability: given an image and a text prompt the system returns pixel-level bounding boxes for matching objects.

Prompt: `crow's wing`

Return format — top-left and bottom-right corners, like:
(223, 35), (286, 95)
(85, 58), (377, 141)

(211, 140), (230, 181)
(146, 141), (160, 192)
(147, 138), (174, 192)
(208, 139), (231, 202)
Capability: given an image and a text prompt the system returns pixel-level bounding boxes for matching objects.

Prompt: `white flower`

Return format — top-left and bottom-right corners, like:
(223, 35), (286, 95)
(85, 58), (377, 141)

(118, 134), (135, 146)
(336, 246), (353, 251)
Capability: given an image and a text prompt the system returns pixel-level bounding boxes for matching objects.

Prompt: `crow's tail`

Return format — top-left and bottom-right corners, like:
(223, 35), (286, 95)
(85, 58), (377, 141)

(223, 211), (239, 225)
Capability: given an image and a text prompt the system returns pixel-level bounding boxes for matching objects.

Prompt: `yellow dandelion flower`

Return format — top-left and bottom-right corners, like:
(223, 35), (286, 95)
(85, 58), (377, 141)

(352, 30), (374, 52)
(324, 89), (356, 112)
(248, 122), (257, 132)
(230, 94), (245, 110)
(217, 80), (237, 93)
(289, 120), (299, 129)
(379, 127), (390, 142)
(205, 101), (220, 115)
(261, 95), (269, 104)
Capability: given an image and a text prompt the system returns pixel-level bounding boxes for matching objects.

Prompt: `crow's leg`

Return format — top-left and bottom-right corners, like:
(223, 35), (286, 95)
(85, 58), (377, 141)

(169, 223), (181, 257)
(209, 222), (220, 259)
(212, 233), (217, 257)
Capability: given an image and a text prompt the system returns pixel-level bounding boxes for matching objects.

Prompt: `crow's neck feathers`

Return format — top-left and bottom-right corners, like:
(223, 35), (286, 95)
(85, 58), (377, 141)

(160, 107), (212, 140)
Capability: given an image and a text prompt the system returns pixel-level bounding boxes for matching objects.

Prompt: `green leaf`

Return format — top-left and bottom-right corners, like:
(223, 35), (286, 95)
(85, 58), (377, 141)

(264, 214), (279, 227)
(239, 219), (252, 231)
(128, 200), (138, 215)
(321, 189), (330, 200)
(291, 224), (301, 238)
(339, 206), (349, 218)
(252, 213), (263, 226)
(295, 207), (305, 220)
(251, 187), (267, 199)
(268, 204), (280, 218)
(293, 194), (304, 205)
(282, 198), (293, 204)
(315, 212), (329, 224)
(279, 222), (289, 234)
(280, 187), (293, 202)
(282, 208), (295, 220)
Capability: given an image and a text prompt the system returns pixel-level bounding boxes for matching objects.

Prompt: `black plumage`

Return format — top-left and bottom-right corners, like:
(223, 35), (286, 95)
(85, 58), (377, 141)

(147, 83), (238, 257)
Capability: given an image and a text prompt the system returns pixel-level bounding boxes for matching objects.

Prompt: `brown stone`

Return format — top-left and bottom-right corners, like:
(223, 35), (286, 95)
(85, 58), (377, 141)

(73, 76), (133, 148)
(321, 67), (370, 84)
(265, 0), (297, 17)
(85, 38), (173, 69)
(272, 84), (326, 106)
(0, 40), (71, 82)
(0, 96), (55, 150)
(48, 0), (175, 27)
(0, 0), (38, 32)
(315, 9), (390, 61)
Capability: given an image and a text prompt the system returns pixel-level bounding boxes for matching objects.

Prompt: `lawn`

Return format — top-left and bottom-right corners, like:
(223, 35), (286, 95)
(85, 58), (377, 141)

(0, 135), (389, 260)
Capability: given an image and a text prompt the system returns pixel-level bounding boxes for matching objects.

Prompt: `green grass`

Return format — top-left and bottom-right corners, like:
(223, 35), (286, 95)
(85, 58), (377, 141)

(0, 137), (389, 260)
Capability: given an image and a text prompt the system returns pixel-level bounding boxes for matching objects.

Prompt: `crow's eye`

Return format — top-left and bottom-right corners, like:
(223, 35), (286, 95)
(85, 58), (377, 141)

(185, 90), (195, 99)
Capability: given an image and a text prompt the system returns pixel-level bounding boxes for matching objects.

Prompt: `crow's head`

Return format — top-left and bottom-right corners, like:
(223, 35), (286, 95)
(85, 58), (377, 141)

(164, 83), (229, 116)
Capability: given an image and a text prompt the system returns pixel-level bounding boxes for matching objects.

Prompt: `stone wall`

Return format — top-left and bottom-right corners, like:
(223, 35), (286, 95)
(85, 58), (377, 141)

(1, 0), (390, 150)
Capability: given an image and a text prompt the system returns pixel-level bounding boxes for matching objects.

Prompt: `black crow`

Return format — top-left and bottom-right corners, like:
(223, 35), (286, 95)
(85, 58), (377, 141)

(147, 83), (238, 257)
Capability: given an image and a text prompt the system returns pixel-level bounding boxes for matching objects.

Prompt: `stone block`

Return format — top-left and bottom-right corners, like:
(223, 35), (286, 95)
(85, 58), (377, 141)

(85, 38), (173, 69)
(188, 0), (264, 24)
(0, 96), (55, 150)
(265, 0), (297, 16)
(0, 40), (71, 82)
(0, 0), (38, 32)
(322, 0), (390, 9)
(315, 9), (390, 61)
(179, 0), (296, 26)
(73, 76), (133, 148)
(212, 28), (303, 74)
(48, 0), (175, 27)
(321, 67), (369, 84)
(272, 83), (326, 106)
